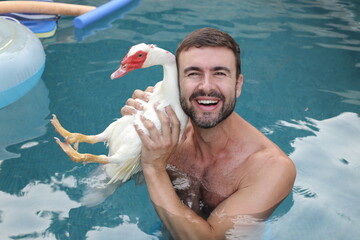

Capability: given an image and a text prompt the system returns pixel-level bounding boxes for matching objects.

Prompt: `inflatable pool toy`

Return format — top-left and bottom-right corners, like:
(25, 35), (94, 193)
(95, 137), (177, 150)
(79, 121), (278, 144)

(0, 0), (60, 38)
(1, 12), (59, 38)
(73, 0), (133, 29)
(0, 18), (46, 109)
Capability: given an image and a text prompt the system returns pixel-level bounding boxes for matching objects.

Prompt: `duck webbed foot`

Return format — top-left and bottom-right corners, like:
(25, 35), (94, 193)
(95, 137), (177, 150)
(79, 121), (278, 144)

(51, 114), (102, 150)
(54, 137), (109, 164)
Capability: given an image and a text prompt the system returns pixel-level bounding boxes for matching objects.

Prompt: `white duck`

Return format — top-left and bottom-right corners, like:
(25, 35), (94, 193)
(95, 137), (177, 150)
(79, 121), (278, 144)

(51, 43), (188, 186)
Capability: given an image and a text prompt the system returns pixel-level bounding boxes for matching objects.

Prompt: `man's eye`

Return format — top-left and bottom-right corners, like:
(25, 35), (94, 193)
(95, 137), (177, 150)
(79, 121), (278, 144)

(215, 72), (226, 76)
(187, 72), (199, 77)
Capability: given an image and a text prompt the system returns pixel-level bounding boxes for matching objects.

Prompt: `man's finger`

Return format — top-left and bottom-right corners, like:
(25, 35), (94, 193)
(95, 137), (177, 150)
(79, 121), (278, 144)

(140, 115), (161, 141)
(132, 89), (151, 102)
(145, 86), (155, 93)
(126, 98), (144, 110)
(134, 124), (152, 146)
(155, 106), (171, 138)
(121, 105), (137, 116)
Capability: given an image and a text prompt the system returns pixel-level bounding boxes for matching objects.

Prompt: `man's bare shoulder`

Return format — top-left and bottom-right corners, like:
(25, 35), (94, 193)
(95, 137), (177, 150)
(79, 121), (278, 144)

(207, 146), (296, 221)
(241, 147), (296, 199)
(246, 146), (295, 176)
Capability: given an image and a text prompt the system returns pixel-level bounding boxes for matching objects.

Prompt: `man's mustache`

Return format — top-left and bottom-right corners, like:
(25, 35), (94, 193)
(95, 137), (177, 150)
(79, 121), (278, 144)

(189, 90), (225, 102)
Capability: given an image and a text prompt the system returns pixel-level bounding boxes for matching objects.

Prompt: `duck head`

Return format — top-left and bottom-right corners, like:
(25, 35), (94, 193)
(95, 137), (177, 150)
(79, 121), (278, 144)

(110, 43), (154, 80)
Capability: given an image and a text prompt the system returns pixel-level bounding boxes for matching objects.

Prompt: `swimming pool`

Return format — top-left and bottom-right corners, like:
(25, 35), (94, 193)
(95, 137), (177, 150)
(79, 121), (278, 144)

(0, 0), (359, 239)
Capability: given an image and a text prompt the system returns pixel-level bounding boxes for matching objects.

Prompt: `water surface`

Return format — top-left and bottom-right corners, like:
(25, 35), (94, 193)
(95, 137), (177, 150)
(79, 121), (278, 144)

(0, 0), (359, 239)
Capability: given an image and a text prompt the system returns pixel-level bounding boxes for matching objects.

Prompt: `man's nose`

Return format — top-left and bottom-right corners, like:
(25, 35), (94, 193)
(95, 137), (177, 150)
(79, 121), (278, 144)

(198, 74), (215, 93)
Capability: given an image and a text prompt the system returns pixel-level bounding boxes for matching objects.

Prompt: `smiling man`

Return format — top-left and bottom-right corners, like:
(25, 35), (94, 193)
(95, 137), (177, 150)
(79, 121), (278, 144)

(124, 28), (296, 239)
(179, 46), (241, 129)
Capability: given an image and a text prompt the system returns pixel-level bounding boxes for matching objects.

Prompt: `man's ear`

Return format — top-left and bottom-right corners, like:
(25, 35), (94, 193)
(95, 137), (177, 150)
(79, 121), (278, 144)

(235, 74), (244, 98)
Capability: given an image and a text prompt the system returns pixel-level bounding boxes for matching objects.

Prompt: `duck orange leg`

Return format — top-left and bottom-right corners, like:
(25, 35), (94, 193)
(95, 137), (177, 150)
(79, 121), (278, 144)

(51, 114), (105, 150)
(54, 138), (109, 164)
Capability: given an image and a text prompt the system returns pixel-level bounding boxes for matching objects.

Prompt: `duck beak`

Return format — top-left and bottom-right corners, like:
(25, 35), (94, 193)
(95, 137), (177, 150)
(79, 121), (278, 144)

(110, 64), (128, 80)
(111, 54), (131, 80)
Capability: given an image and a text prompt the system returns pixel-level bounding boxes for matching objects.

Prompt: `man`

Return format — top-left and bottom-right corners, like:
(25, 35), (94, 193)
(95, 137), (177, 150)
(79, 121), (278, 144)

(123, 28), (296, 239)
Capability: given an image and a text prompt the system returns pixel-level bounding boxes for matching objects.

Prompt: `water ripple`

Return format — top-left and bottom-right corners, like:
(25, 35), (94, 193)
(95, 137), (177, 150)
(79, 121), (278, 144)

(293, 186), (318, 199)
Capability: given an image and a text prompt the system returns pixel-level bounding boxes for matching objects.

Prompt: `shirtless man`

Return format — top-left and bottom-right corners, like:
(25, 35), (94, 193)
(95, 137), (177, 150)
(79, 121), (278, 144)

(123, 28), (296, 239)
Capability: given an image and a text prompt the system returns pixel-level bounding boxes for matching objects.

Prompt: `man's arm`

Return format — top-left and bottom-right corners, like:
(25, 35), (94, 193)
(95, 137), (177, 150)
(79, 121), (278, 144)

(135, 105), (296, 239)
(136, 106), (226, 239)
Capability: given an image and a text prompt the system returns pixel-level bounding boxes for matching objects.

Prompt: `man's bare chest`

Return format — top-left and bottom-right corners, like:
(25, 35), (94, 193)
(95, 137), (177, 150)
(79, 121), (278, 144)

(166, 159), (239, 217)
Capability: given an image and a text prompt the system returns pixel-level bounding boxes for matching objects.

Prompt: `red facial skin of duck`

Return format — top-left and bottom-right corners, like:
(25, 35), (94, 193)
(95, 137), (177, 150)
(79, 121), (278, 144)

(111, 50), (148, 79)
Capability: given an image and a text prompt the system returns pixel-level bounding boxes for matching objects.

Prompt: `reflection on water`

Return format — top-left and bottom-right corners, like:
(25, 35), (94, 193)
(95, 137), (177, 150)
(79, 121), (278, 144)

(320, 89), (360, 106)
(289, 112), (360, 209)
(86, 215), (159, 240)
(0, 182), (80, 238)
(0, 80), (49, 161)
(270, 112), (360, 239)
(225, 215), (266, 240)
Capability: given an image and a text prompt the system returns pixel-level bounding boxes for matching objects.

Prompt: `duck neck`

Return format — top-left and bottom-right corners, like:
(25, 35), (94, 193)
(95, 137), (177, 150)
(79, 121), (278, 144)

(161, 59), (180, 101)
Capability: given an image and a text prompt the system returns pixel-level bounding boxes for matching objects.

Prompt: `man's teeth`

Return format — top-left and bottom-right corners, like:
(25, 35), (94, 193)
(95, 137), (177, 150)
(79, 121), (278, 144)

(197, 100), (218, 105)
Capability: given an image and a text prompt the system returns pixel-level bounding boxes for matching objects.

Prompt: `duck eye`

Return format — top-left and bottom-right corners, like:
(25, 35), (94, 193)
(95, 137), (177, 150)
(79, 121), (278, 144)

(138, 53), (143, 57)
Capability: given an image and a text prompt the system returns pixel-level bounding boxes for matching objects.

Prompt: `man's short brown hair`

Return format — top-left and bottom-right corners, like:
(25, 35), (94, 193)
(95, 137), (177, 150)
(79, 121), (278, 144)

(176, 28), (241, 78)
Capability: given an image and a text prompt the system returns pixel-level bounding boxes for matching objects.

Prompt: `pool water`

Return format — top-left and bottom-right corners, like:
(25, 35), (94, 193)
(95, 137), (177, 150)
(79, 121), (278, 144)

(1, 0), (359, 239)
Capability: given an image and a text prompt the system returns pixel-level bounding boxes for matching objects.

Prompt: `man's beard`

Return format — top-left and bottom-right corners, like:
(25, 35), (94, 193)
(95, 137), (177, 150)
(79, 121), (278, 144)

(180, 90), (236, 128)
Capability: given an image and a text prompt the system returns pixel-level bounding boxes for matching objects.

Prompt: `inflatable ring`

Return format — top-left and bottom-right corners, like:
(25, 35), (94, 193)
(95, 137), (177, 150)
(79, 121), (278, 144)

(0, 18), (45, 109)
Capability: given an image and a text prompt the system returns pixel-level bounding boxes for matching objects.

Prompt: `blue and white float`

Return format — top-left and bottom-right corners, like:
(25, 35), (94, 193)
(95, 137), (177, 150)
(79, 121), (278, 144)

(0, 18), (45, 109)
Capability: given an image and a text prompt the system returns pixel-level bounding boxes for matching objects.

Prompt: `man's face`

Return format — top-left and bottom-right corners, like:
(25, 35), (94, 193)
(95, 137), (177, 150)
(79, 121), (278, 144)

(178, 47), (243, 128)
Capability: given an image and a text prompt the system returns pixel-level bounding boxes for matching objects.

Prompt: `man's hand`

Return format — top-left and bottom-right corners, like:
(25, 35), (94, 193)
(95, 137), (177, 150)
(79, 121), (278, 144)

(121, 86), (154, 116)
(135, 105), (181, 172)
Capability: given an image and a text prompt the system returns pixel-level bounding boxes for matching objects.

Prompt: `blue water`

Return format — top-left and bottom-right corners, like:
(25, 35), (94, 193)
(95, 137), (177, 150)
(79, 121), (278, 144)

(1, 0), (359, 239)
